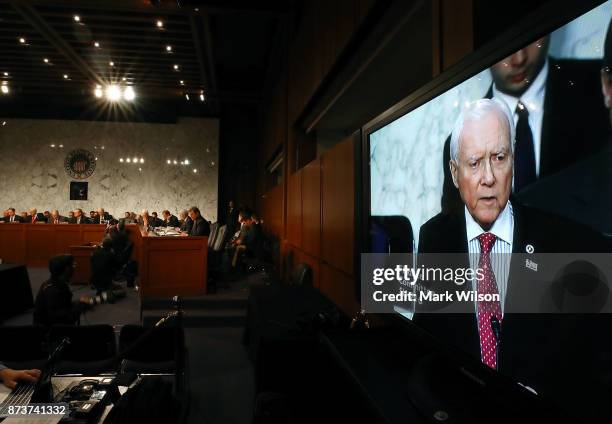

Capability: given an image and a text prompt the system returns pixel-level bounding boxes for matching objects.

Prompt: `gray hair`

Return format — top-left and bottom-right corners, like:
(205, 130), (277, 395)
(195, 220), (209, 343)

(449, 98), (515, 163)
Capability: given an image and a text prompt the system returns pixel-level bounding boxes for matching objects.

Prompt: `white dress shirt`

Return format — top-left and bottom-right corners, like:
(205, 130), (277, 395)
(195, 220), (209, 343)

(493, 59), (548, 177)
(465, 201), (514, 316)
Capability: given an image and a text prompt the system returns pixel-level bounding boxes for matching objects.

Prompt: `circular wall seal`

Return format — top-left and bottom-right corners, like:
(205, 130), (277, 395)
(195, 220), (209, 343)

(64, 149), (96, 179)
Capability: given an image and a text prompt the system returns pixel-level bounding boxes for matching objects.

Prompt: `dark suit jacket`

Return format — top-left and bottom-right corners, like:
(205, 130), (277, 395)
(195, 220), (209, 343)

(189, 216), (210, 237)
(180, 216), (193, 233)
(3, 215), (22, 223)
(26, 213), (46, 224)
(517, 142), (612, 235)
(164, 215), (180, 228)
(414, 202), (612, 419)
(70, 216), (91, 224)
(47, 216), (67, 224)
(442, 58), (610, 214)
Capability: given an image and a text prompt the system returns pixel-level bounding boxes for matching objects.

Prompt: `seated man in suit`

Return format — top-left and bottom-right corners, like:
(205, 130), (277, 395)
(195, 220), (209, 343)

(416, 98), (610, 419)
(0, 363), (40, 389)
(96, 208), (113, 224)
(43, 211), (50, 221)
(178, 209), (192, 233)
(3, 207), (22, 223)
(182, 206), (210, 237)
(150, 212), (164, 228)
(70, 209), (90, 224)
(162, 210), (180, 228)
(47, 209), (66, 224)
(26, 208), (45, 224)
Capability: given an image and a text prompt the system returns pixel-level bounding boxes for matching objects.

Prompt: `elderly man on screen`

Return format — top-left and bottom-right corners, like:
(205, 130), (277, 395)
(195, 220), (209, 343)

(414, 99), (609, 412)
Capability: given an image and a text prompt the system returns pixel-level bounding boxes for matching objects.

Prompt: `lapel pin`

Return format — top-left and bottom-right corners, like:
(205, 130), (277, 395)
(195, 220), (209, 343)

(526, 244), (534, 254)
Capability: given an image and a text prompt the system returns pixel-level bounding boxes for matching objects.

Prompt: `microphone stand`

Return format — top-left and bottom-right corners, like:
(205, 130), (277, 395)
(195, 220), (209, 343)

(173, 296), (184, 394)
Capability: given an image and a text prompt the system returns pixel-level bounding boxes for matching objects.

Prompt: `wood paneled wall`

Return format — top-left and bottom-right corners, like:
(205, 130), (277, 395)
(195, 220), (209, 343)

(256, 0), (476, 317)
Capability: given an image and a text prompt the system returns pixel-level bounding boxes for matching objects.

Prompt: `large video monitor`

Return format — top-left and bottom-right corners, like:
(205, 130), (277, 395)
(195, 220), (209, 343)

(362, 1), (612, 421)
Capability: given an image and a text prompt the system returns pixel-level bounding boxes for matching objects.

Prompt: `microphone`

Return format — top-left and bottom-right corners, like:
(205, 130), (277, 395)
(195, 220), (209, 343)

(490, 315), (502, 369)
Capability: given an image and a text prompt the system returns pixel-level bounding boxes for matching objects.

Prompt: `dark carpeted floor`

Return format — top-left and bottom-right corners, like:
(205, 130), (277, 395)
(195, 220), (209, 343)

(2, 267), (257, 424)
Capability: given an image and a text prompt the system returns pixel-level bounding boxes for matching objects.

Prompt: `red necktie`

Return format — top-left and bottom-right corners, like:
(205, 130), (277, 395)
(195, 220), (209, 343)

(477, 232), (502, 369)
(31, 216), (35, 223)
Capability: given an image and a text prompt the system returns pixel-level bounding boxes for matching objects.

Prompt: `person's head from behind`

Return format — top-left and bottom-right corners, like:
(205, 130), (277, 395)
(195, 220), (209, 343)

(449, 98), (514, 230)
(601, 18), (612, 128)
(188, 206), (200, 221)
(49, 254), (74, 283)
(490, 36), (550, 97)
(239, 209), (253, 225)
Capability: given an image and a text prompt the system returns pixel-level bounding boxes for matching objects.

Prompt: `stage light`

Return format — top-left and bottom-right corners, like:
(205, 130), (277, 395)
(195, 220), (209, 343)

(106, 85), (121, 101)
(166, 45), (172, 52)
(1, 85), (8, 94)
(156, 20), (163, 28)
(123, 86), (135, 101)
(94, 85), (103, 98)
(73, 15), (80, 22)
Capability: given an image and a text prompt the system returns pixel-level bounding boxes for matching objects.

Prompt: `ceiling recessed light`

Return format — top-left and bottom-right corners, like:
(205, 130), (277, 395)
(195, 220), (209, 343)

(122, 77), (126, 81)
(199, 93), (205, 102)
(138, 167), (142, 172)
(119, 158), (124, 162)
(109, 61), (114, 67)
(173, 160), (177, 164)
(180, 80), (184, 85)
(106, 85), (121, 101)
(167, 159), (171, 164)
(63, 74), (69, 79)
(19, 37), (26, 44)
(124, 86), (135, 101)
(185, 94), (190, 100)
(3, 72), (7, 76)
(94, 86), (103, 98)
(51, 144), (55, 148)
(73, 15), (80, 22)
(166, 45), (172, 52)
(156, 20), (163, 28)
(193, 169), (197, 173)
(43, 58), (49, 63)
(126, 158), (131, 163)
(59, 144), (63, 148)
(140, 158), (144, 163)
(94, 41), (100, 47)
(184, 159), (190, 165)
(1, 121), (6, 126)
(132, 157), (138, 163)
(173, 64), (179, 71)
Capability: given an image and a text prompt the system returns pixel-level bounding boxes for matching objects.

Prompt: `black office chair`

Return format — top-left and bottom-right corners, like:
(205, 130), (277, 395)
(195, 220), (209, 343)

(0, 325), (48, 370)
(49, 325), (117, 374)
(208, 222), (219, 248)
(118, 325), (185, 374)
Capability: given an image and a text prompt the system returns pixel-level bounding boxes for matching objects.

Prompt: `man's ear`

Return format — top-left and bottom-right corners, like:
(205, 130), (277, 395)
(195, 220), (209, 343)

(601, 69), (612, 108)
(449, 160), (459, 188)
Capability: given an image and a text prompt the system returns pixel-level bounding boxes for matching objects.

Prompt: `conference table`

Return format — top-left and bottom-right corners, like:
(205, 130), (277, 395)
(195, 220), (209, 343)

(0, 223), (208, 298)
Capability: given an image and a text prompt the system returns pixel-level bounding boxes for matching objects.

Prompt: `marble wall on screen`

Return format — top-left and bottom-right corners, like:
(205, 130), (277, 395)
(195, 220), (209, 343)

(0, 117), (219, 222)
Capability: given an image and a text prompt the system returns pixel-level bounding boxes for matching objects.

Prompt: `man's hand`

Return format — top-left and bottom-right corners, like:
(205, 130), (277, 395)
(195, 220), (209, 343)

(0, 368), (41, 389)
